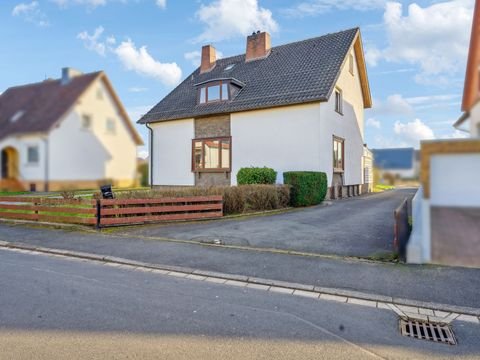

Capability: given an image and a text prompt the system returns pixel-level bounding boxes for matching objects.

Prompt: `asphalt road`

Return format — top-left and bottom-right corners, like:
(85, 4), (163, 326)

(1, 249), (479, 359)
(118, 189), (417, 257)
(1, 221), (479, 308)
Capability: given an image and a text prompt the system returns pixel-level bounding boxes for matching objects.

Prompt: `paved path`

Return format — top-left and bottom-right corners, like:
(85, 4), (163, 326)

(116, 189), (416, 258)
(1, 249), (479, 359)
(1, 222), (479, 309)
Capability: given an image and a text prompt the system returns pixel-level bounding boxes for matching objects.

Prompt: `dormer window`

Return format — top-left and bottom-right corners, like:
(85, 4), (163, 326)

(198, 81), (230, 104)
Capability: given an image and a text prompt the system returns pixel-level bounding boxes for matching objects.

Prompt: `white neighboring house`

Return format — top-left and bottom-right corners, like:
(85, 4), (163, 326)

(0, 68), (143, 192)
(408, 0), (480, 268)
(139, 28), (373, 197)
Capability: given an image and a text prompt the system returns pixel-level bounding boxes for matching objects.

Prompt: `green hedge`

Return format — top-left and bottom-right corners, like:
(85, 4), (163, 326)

(283, 171), (327, 207)
(237, 167), (277, 185)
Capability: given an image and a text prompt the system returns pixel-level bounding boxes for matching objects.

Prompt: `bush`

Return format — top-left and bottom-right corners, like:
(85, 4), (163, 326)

(237, 167), (277, 185)
(138, 162), (149, 187)
(108, 184), (290, 215)
(283, 171), (327, 207)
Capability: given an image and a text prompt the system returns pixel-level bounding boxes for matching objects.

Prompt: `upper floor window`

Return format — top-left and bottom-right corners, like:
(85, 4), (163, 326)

(106, 118), (116, 134)
(97, 88), (103, 100)
(198, 81), (230, 104)
(82, 114), (92, 129)
(27, 146), (39, 164)
(335, 88), (343, 115)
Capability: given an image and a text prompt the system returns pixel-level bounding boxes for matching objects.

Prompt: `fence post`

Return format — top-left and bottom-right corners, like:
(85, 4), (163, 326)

(96, 199), (101, 230)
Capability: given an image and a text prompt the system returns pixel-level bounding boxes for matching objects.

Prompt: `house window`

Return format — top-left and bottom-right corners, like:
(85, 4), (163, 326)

(198, 81), (230, 104)
(192, 137), (231, 172)
(27, 146), (39, 164)
(106, 118), (116, 134)
(333, 137), (344, 172)
(82, 114), (92, 129)
(349, 53), (354, 75)
(335, 88), (343, 114)
(97, 88), (103, 100)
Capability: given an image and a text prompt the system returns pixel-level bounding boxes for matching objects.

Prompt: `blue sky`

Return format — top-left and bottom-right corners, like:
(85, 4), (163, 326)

(0, 0), (474, 156)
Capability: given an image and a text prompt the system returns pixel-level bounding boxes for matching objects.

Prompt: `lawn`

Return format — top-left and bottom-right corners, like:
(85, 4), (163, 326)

(374, 184), (395, 192)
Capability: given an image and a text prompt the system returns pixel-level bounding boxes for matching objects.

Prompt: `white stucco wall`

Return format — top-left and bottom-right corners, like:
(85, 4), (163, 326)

(470, 101), (480, 137)
(230, 103), (321, 185)
(0, 134), (47, 181)
(150, 118), (195, 186)
(318, 46), (365, 185)
(430, 153), (480, 207)
(49, 78), (138, 183)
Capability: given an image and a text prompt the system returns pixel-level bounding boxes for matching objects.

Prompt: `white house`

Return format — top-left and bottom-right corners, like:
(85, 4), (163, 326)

(407, 0), (480, 268)
(139, 28), (373, 197)
(0, 68), (143, 192)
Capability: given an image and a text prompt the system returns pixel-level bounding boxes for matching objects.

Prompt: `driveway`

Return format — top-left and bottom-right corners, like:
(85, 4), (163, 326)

(118, 188), (416, 258)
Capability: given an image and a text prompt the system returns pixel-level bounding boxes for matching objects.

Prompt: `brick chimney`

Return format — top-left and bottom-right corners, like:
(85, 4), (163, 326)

(61, 67), (83, 85)
(246, 31), (271, 62)
(200, 45), (216, 73)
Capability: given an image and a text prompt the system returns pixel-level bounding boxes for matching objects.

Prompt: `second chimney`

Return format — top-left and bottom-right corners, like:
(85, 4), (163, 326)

(200, 45), (216, 73)
(246, 31), (271, 62)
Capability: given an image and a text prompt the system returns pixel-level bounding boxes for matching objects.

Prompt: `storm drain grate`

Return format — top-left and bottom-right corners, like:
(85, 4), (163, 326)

(400, 319), (456, 345)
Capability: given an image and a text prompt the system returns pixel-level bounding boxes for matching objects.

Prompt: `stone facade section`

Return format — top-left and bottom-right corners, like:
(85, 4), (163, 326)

(194, 115), (231, 187)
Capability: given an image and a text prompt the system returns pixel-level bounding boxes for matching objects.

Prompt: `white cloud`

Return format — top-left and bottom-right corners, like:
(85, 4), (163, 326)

(115, 39), (182, 86)
(195, 0), (278, 42)
(371, 0), (473, 83)
(282, 0), (386, 17)
(138, 149), (149, 159)
(394, 118), (435, 147)
(371, 94), (414, 116)
(129, 87), (148, 93)
(78, 27), (182, 86)
(367, 118), (381, 129)
(184, 49), (224, 67)
(77, 26), (108, 56)
(51, 0), (107, 8)
(156, 0), (166, 9)
(12, 1), (50, 27)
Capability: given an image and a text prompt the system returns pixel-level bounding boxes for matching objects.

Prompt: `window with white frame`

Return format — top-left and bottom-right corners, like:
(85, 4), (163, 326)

(335, 88), (343, 114)
(106, 118), (116, 134)
(27, 146), (39, 164)
(82, 114), (92, 129)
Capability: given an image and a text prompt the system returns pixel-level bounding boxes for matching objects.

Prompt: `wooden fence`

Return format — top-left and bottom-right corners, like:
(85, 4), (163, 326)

(0, 195), (223, 228)
(0, 196), (97, 225)
(394, 197), (411, 262)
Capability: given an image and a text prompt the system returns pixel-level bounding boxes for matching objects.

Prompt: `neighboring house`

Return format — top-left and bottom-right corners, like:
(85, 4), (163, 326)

(454, 0), (480, 137)
(372, 148), (419, 181)
(139, 28), (373, 197)
(408, 0), (480, 268)
(0, 68), (143, 192)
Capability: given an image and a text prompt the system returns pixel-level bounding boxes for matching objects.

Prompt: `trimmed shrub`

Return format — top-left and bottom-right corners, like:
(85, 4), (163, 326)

(283, 171), (327, 207)
(107, 184), (291, 215)
(237, 167), (277, 185)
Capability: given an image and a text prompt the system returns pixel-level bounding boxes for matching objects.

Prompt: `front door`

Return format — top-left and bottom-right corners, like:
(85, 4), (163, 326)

(1, 149), (8, 179)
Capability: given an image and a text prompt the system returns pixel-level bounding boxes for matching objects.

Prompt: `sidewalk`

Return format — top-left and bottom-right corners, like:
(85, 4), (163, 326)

(0, 222), (479, 309)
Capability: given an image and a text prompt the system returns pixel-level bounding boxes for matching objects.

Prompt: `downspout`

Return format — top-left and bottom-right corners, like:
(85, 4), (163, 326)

(42, 137), (49, 192)
(145, 123), (153, 188)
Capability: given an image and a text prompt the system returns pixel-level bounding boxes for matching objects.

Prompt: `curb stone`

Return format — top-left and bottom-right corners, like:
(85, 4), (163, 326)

(1, 240), (479, 320)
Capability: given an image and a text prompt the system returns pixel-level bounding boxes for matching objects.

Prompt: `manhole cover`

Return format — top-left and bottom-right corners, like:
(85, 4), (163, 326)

(399, 319), (456, 345)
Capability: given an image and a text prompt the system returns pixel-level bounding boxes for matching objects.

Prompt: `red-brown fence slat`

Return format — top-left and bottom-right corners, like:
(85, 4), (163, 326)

(100, 211), (222, 226)
(100, 203), (223, 216)
(37, 214), (97, 225)
(0, 212), (39, 221)
(100, 195), (223, 206)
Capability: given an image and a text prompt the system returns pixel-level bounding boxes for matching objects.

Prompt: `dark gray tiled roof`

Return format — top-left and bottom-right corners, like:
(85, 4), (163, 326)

(139, 28), (359, 124)
(372, 148), (415, 170)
